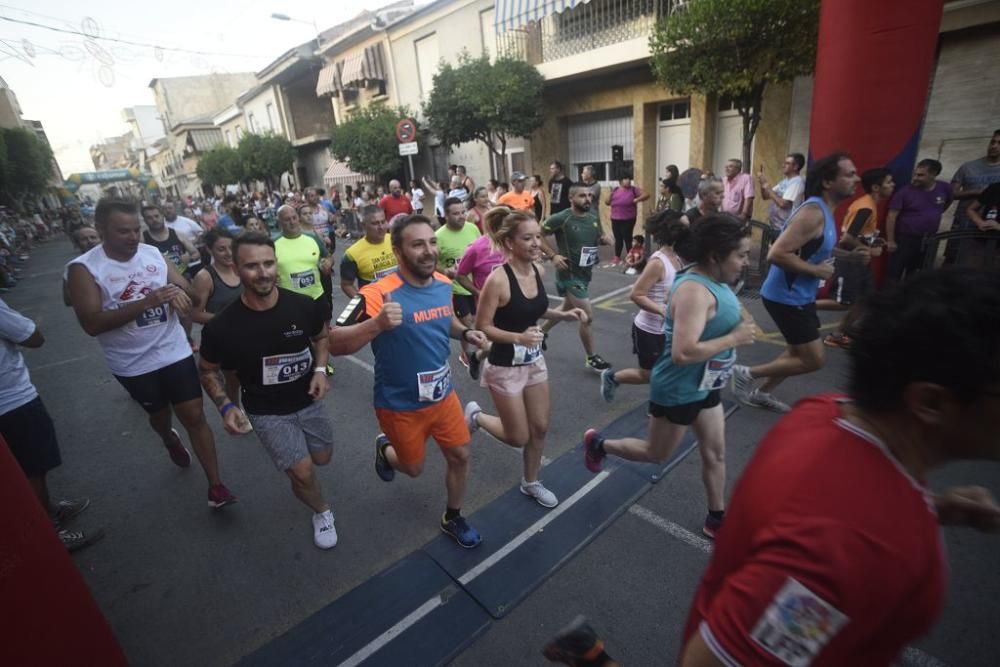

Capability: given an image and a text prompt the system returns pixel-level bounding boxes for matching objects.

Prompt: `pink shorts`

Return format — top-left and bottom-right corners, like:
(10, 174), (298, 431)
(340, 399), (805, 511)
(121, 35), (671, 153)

(480, 357), (549, 395)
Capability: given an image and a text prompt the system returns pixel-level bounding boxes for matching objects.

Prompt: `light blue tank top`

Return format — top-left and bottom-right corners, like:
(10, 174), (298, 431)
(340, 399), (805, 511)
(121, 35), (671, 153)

(760, 196), (837, 306)
(650, 271), (742, 407)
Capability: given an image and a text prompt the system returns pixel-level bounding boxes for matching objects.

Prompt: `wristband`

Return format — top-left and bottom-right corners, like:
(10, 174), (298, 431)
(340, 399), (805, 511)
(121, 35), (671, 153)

(314, 367), (328, 375)
(220, 402), (236, 416)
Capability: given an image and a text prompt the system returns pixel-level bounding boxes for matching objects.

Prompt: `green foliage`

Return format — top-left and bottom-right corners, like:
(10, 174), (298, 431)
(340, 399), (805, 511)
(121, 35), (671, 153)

(0, 127), (54, 205)
(237, 133), (295, 183)
(423, 53), (545, 177)
(650, 0), (820, 166)
(196, 145), (242, 187)
(328, 103), (413, 180)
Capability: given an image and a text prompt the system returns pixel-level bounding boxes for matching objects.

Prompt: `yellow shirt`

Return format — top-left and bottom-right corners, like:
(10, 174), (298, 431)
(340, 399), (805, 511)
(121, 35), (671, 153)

(274, 234), (324, 300)
(841, 194), (878, 237)
(341, 236), (397, 286)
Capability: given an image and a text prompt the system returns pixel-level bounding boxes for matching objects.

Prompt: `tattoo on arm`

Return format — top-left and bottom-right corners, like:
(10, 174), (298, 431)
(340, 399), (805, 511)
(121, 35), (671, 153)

(199, 365), (230, 408)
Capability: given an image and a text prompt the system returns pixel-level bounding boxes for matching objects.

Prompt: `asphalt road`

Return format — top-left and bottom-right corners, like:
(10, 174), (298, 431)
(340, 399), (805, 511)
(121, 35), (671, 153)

(8, 236), (999, 666)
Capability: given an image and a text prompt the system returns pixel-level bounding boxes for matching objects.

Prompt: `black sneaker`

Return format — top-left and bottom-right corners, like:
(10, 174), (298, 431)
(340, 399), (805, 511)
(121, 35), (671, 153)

(586, 354), (611, 373)
(467, 349), (482, 381)
(542, 615), (606, 665)
(374, 433), (395, 482)
(50, 498), (90, 528)
(60, 527), (105, 553)
(541, 333), (549, 352)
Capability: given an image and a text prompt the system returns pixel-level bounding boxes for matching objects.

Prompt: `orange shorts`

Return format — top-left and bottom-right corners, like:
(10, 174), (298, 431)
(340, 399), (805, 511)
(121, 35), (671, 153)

(374, 391), (470, 467)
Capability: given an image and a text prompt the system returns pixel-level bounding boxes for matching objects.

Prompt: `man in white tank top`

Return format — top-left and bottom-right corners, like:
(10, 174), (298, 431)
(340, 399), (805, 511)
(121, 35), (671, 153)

(66, 198), (236, 509)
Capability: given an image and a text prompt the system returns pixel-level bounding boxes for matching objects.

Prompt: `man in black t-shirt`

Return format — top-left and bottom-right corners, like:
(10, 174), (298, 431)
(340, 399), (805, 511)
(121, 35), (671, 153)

(199, 232), (339, 550)
(548, 160), (574, 214)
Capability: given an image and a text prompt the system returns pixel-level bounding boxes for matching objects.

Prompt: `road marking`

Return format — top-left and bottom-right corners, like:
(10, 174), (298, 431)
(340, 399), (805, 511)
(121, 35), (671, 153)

(338, 595), (446, 667)
(29, 354), (92, 371)
(901, 647), (948, 667)
(340, 354), (375, 373)
(595, 294), (634, 313)
(590, 284), (633, 306)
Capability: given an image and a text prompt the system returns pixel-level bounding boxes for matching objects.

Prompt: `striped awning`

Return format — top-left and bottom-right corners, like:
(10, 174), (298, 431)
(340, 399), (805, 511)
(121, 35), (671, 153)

(495, 0), (595, 33)
(339, 43), (387, 90)
(323, 160), (372, 188)
(316, 61), (340, 96)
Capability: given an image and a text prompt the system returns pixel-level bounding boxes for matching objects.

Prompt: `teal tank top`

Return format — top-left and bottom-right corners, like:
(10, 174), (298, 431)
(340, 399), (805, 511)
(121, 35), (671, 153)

(650, 271), (742, 406)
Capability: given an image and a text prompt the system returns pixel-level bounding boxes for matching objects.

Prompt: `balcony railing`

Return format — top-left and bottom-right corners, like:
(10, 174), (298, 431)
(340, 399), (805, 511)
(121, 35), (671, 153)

(498, 0), (684, 65)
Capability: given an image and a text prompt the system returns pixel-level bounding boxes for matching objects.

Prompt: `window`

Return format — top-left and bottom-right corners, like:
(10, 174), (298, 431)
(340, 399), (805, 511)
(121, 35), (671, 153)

(342, 88), (359, 106)
(248, 113), (256, 133)
(567, 108), (634, 184)
(658, 100), (690, 122)
(235, 125), (243, 138)
(415, 33), (440, 101)
(225, 129), (232, 147)
(265, 102), (275, 132)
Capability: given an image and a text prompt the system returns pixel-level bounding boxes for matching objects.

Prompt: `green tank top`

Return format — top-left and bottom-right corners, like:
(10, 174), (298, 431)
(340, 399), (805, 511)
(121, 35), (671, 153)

(650, 271), (742, 406)
(275, 234), (324, 300)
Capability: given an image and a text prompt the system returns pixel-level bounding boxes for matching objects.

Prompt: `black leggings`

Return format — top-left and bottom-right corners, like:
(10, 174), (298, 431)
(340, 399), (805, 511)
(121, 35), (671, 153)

(611, 218), (636, 259)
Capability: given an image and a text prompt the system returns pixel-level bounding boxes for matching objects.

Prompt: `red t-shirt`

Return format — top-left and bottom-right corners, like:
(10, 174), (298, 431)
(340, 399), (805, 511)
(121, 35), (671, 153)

(378, 194), (413, 219)
(683, 395), (946, 666)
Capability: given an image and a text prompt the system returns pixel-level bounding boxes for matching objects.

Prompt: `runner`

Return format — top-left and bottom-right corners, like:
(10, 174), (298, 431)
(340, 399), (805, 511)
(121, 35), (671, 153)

(142, 203), (199, 348)
(498, 172), (535, 212)
(436, 197), (481, 330)
(273, 204), (333, 321)
(198, 233), (338, 549)
(600, 210), (686, 402)
(732, 152), (859, 413)
(465, 186), (491, 234)
(191, 228), (243, 405)
(63, 225), (102, 306)
(329, 214), (488, 548)
(305, 187), (335, 252)
(66, 198), (236, 508)
(539, 184), (614, 372)
(1, 298), (103, 551)
(463, 209), (586, 509)
(583, 216), (754, 538)
(162, 201), (205, 277)
(339, 204), (396, 298)
(681, 268), (1000, 666)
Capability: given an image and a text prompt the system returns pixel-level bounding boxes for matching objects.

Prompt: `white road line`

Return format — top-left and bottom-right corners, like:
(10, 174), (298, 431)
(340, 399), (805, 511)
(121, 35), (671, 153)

(340, 355), (375, 373)
(628, 505), (712, 554)
(629, 505), (949, 667)
(29, 354), (92, 371)
(590, 284), (633, 305)
(458, 470), (611, 585)
(338, 595), (445, 667)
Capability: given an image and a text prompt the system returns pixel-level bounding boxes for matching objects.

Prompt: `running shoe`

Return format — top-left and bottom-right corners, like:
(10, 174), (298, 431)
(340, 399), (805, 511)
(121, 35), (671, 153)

(50, 497), (90, 527)
(440, 514), (482, 549)
(60, 527), (105, 553)
(165, 429), (192, 468)
(374, 433), (395, 482)
(745, 388), (791, 413)
(586, 354), (611, 373)
(207, 483), (238, 509)
(703, 513), (723, 539)
(730, 364), (756, 402)
(599, 368), (618, 403)
(520, 480), (558, 508)
(542, 615), (606, 665)
(610, 257), (621, 267)
(467, 349), (482, 381)
(823, 333), (852, 349)
(312, 509), (338, 549)
(458, 349), (470, 369)
(583, 429), (606, 473)
(541, 333), (549, 352)
(624, 267), (637, 275)
(464, 401), (482, 434)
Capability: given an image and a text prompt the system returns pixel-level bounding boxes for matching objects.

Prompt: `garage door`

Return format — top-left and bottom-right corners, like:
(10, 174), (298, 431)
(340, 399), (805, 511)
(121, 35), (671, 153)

(713, 96), (754, 174)
(657, 99), (691, 180)
(567, 108), (633, 182)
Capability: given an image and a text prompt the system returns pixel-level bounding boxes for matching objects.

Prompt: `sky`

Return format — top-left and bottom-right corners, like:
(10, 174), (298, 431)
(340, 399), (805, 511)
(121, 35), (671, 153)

(0, 0), (404, 176)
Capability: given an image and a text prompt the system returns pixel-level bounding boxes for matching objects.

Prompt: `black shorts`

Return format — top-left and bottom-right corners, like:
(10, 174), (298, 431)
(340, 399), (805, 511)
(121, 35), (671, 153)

(649, 390), (721, 426)
(631, 323), (665, 370)
(828, 259), (872, 306)
(0, 396), (61, 476)
(114, 356), (203, 414)
(762, 297), (820, 346)
(453, 293), (477, 319)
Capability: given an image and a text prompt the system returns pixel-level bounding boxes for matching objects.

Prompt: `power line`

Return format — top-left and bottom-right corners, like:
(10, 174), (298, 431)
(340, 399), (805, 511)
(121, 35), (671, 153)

(0, 14), (266, 59)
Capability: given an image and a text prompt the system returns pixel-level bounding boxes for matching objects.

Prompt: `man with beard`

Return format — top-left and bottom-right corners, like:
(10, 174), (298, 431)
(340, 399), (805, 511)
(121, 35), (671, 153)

(539, 185), (614, 372)
(198, 233), (337, 549)
(329, 214), (488, 549)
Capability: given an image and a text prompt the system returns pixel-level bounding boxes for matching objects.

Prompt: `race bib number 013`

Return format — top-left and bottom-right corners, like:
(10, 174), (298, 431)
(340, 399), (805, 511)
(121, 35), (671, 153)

(417, 363), (452, 402)
(579, 246), (599, 267)
(136, 305), (168, 328)
(261, 349), (313, 386)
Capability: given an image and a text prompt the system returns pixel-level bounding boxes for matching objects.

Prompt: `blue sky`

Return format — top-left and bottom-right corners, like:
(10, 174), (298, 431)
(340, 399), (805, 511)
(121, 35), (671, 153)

(0, 0), (400, 174)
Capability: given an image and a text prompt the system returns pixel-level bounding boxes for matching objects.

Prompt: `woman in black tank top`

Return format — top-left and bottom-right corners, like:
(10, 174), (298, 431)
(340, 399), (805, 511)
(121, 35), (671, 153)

(463, 209), (586, 509)
(191, 228), (242, 404)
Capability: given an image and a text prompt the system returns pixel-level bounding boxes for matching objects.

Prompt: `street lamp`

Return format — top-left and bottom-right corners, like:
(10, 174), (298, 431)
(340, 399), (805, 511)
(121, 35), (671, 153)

(270, 12), (319, 35)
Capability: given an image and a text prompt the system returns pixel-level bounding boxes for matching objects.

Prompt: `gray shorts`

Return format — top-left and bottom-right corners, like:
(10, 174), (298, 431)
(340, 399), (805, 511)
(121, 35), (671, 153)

(247, 401), (334, 471)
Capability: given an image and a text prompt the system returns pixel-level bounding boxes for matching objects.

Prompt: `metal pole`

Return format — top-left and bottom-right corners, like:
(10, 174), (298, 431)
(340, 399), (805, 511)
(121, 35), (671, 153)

(407, 154), (414, 184)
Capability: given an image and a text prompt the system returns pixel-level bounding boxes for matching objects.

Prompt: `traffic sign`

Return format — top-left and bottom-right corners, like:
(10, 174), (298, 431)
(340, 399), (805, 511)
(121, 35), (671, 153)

(398, 141), (418, 156)
(395, 118), (417, 143)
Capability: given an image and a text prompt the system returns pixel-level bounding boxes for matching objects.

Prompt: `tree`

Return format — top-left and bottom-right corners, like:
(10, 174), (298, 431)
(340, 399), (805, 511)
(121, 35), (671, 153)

(328, 103), (412, 182)
(423, 53), (545, 181)
(196, 145), (242, 189)
(237, 133), (295, 189)
(649, 0), (820, 171)
(0, 127), (54, 208)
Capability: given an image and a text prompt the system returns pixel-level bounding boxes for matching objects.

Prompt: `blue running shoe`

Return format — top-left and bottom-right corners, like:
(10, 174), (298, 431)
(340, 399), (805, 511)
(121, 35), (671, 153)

(374, 433), (394, 482)
(440, 514), (482, 549)
(599, 368), (617, 403)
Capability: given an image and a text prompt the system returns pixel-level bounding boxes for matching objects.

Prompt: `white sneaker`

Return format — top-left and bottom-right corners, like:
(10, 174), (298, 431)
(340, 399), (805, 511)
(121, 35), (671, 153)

(746, 388), (791, 413)
(520, 479), (558, 508)
(312, 510), (338, 549)
(730, 364), (756, 402)
(464, 401), (482, 433)
(624, 267), (637, 275)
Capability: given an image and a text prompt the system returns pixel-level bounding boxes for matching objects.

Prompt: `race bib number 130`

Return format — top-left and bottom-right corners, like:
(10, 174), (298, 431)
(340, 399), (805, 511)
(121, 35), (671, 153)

(136, 305), (168, 328)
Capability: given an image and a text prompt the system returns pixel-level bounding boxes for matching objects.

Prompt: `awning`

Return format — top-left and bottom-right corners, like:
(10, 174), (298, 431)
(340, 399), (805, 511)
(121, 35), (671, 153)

(339, 43), (387, 90)
(323, 160), (372, 188)
(495, 0), (594, 33)
(316, 61), (340, 96)
(187, 128), (223, 152)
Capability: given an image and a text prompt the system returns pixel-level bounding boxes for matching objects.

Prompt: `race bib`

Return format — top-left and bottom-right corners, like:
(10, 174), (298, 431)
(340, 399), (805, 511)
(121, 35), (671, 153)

(291, 270), (316, 289)
(698, 352), (736, 391)
(512, 343), (542, 366)
(417, 363), (452, 403)
(261, 348), (313, 386)
(135, 305), (168, 328)
(374, 266), (396, 280)
(750, 577), (848, 666)
(579, 246), (599, 267)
